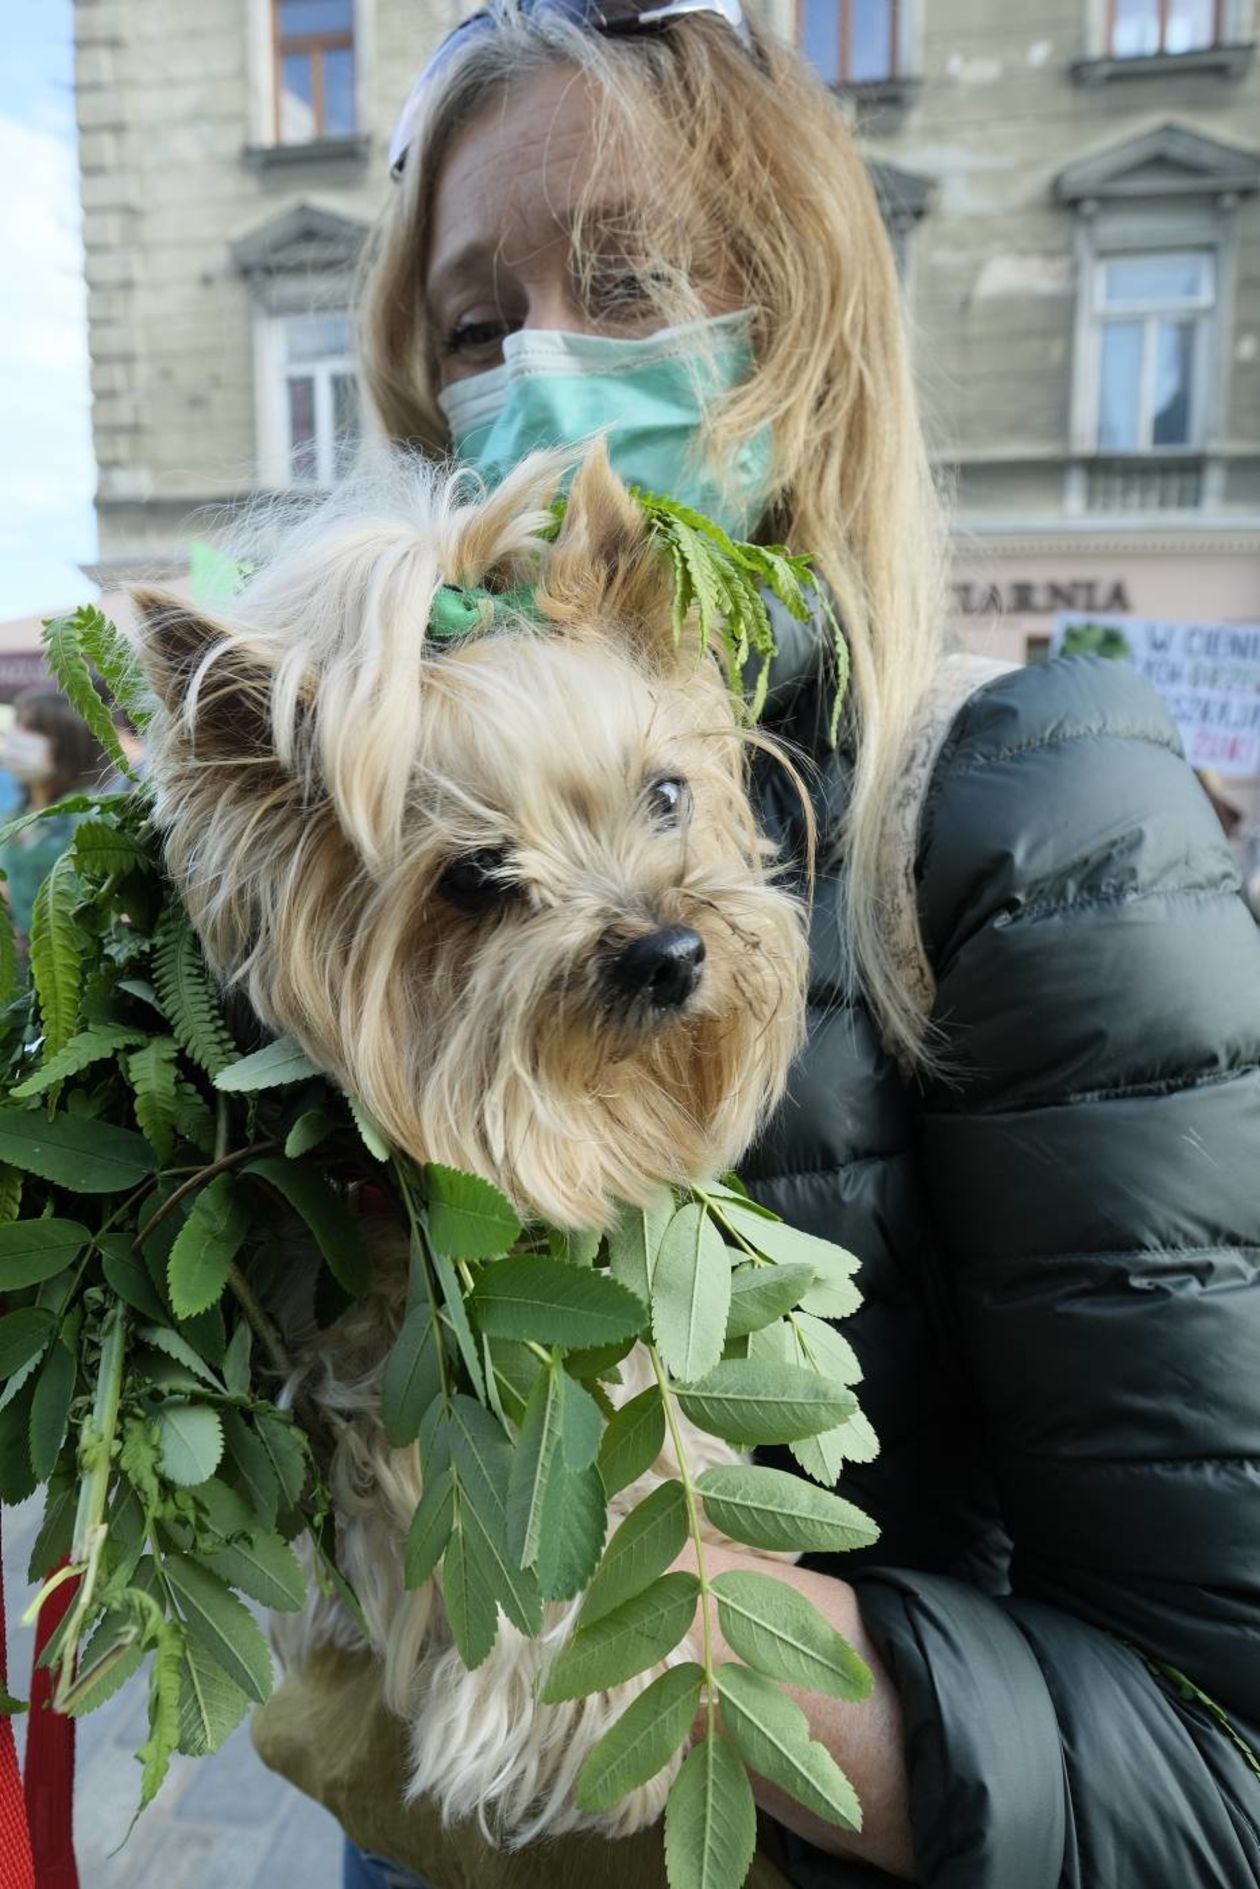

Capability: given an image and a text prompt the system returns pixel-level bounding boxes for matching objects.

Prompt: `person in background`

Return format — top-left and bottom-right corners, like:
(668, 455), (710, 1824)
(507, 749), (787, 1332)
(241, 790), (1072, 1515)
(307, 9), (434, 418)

(0, 688), (112, 944)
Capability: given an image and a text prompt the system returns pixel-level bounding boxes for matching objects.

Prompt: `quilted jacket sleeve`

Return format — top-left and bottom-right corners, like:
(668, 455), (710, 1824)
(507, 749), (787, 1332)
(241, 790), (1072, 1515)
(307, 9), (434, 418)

(853, 653), (1260, 1888)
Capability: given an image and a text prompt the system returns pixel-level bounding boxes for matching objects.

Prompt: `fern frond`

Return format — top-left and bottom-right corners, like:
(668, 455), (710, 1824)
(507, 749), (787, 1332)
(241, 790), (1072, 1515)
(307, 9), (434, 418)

(75, 605), (154, 732)
(11, 1025), (147, 1099)
(40, 610), (133, 779)
(73, 821), (152, 880)
(172, 1077), (216, 1156)
(0, 876), (18, 1008)
(151, 906), (235, 1079)
(126, 1037), (179, 1164)
(29, 851), (85, 1060)
(0, 1165), (23, 1224)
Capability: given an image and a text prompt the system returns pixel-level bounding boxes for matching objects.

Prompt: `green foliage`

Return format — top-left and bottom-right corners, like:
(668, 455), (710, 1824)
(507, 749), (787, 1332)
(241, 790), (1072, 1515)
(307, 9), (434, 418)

(0, 606), (879, 1889)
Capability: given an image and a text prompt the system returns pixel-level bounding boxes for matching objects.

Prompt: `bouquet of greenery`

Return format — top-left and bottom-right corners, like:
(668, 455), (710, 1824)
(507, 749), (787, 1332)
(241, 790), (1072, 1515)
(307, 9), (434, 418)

(0, 510), (875, 1889)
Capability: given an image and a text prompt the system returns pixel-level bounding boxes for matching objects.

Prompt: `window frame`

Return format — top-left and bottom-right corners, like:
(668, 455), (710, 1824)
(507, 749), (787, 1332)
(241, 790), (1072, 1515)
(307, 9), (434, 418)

(1091, 249), (1216, 451)
(794, 0), (900, 85)
(255, 304), (363, 491)
(1103, 0), (1225, 53)
(272, 0), (356, 143)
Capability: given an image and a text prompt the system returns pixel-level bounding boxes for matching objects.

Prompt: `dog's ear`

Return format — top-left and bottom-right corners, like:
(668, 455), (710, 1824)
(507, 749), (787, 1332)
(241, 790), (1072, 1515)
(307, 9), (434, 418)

(130, 587), (278, 758)
(535, 440), (680, 670)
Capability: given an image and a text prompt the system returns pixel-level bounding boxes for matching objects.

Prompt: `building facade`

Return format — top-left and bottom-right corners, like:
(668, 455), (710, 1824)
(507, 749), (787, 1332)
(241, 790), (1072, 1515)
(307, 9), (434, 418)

(75, 0), (1260, 664)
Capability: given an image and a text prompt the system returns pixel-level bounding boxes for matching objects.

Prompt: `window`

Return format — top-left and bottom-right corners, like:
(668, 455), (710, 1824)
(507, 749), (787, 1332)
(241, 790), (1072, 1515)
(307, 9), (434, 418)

(1108, 0), (1221, 55)
(1093, 251), (1215, 450)
(274, 0), (355, 143)
(279, 312), (360, 485)
(798, 0), (897, 84)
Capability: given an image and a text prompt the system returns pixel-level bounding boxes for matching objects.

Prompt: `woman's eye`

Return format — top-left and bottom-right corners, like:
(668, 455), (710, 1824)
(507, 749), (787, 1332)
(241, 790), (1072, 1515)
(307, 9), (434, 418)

(443, 314), (516, 357)
(646, 777), (691, 829)
(437, 847), (520, 913)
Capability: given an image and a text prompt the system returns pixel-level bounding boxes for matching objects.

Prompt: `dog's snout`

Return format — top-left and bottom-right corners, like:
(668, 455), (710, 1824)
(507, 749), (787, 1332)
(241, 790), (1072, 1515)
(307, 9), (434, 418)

(606, 925), (706, 1010)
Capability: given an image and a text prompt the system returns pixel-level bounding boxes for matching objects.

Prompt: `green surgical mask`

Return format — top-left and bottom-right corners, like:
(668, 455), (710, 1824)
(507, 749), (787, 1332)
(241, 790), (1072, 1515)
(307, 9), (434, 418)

(436, 309), (773, 539)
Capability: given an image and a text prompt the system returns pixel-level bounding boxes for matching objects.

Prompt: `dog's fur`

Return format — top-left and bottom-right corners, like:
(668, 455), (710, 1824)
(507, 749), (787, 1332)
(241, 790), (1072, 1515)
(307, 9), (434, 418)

(131, 444), (809, 1847)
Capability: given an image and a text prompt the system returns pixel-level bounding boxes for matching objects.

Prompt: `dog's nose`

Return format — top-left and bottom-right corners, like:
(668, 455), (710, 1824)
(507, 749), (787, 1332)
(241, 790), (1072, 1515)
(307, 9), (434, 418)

(606, 925), (706, 1010)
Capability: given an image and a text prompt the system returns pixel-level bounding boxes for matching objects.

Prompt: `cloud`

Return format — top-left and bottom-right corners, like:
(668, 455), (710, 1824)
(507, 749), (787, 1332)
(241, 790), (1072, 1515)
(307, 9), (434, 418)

(0, 111), (97, 620)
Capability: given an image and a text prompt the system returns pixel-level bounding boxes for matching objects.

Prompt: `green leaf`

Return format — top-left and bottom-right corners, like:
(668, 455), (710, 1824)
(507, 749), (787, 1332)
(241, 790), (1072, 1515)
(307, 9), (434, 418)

(244, 1156), (370, 1298)
(430, 1242), (485, 1399)
(347, 1093), (390, 1160)
(152, 904), (235, 1078)
(756, 1310), (861, 1388)
(534, 1460), (606, 1601)
(176, 1638), (251, 1756)
(214, 1035), (321, 1092)
(193, 1526), (306, 1612)
(576, 1662), (704, 1813)
(126, 1036), (179, 1165)
(28, 1338), (75, 1481)
(221, 1409), (279, 1528)
(254, 1408), (307, 1509)
(425, 1163), (522, 1259)
(222, 1318), (252, 1397)
(0, 893), (18, 1010)
(0, 1219), (89, 1290)
(137, 1322), (222, 1390)
(717, 1204), (861, 1315)
(133, 1619), (186, 1817)
(651, 1203), (731, 1384)
(75, 604), (153, 731)
(41, 609), (133, 776)
(539, 1571), (699, 1702)
(0, 1307), (55, 1379)
(162, 1553), (275, 1703)
(711, 1571), (873, 1702)
(403, 1467), (455, 1589)
(607, 1193), (675, 1303)
(442, 1510), (498, 1670)
(471, 1255), (647, 1350)
(663, 1732), (756, 1889)
(598, 1385), (666, 1498)
(380, 1306), (441, 1448)
(788, 1407), (880, 1491)
(155, 1402), (224, 1486)
(696, 1465), (879, 1556)
(71, 818), (150, 878)
(676, 1360), (855, 1445)
(715, 1662), (860, 1830)
(725, 1263), (817, 1339)
(0, 1166), (23, 1226)
(167, 1173), (249, 1320)
(560, 1372), (603, 1469)
(29, 851), (84, 1059)
(506, 1360), (565, 1571)
(0, 1110), (156, 1192)
(579, 1480), (688, 1628)
(449, 1396), (542, 1637)
(284, 1109), (333, 1159)
(10, 1024), (146, 1098)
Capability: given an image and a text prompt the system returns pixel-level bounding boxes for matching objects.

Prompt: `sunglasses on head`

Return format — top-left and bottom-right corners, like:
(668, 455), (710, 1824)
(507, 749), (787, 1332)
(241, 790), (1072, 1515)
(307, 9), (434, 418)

(387, 0), (752, 178)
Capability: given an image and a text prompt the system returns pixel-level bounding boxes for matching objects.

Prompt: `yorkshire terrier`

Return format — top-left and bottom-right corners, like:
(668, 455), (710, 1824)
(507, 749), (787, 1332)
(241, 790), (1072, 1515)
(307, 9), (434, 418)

(131, 443), (809, 1848)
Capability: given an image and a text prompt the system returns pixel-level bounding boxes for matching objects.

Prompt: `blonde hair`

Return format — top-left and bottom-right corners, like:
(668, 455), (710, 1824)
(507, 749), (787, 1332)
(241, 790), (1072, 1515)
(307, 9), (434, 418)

(356, 5), (949, 1063)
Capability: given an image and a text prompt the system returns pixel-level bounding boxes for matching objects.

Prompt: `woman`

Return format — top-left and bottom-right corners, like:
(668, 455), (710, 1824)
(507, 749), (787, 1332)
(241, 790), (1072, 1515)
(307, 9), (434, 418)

(0, 689), (111, 944)
(250, 4), (1260, 1885)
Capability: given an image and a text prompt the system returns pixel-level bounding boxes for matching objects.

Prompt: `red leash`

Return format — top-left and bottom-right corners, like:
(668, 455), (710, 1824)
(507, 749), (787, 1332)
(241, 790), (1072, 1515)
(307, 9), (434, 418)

(0, 1506), (36, 1889)
(23, 1553), (80, 1889)
(0, 1284), (79, 1889)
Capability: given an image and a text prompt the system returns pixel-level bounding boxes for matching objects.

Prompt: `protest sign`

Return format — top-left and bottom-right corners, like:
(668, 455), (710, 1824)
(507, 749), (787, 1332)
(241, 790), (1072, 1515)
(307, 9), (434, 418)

(1052, 613), (1260, 779)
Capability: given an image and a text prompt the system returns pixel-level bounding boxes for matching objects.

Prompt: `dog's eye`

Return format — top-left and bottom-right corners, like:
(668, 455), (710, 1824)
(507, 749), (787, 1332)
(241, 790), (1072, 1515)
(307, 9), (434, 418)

(437, 847), (519, 914)
(646, 777), (691, 830)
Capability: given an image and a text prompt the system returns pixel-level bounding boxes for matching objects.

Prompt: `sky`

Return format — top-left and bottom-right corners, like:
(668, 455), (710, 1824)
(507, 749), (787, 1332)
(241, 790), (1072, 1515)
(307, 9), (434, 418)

(0, 0), (97, 622)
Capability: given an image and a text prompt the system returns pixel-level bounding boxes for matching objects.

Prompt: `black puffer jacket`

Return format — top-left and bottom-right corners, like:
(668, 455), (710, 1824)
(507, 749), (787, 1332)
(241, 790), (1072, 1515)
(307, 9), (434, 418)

(745, 621), (1260, 1889)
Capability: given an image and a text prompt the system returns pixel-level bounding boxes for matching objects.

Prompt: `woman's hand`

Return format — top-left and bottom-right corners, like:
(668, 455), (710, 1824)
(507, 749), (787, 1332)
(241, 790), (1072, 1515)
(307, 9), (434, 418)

(669, 1539), (917, 1882)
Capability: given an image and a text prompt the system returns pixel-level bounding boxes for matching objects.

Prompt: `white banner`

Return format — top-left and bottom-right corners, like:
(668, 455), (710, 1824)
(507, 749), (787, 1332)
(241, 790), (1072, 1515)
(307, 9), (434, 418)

(1051, 613), (1260, 779)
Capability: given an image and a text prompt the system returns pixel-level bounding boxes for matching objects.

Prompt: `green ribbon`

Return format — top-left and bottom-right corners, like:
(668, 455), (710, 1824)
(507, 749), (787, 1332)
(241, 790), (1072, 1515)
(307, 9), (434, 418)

(427, 584), (541, 643)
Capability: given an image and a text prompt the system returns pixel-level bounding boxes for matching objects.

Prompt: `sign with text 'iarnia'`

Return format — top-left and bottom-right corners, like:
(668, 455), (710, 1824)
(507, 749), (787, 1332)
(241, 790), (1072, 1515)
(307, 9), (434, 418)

(1052, 614), (1260, 780)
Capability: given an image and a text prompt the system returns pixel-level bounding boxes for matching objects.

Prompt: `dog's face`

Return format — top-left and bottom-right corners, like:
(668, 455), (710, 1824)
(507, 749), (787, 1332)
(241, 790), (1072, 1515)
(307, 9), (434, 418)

(132, 446), (807, 1229)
